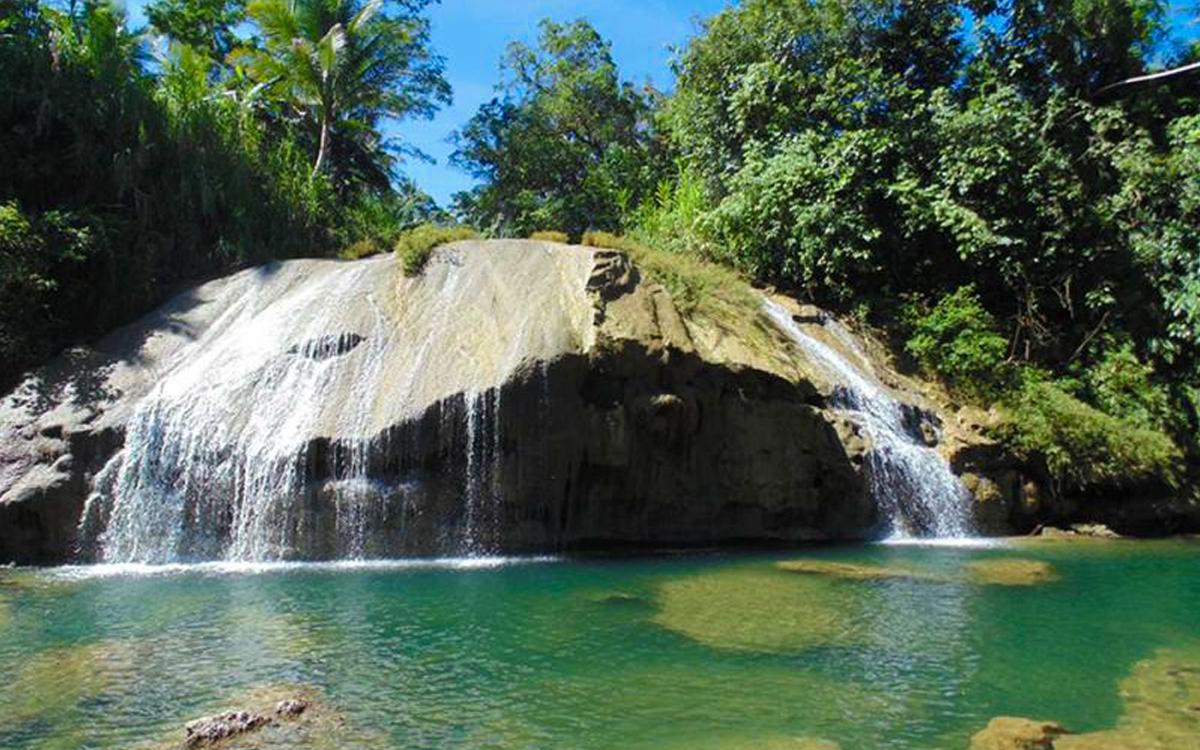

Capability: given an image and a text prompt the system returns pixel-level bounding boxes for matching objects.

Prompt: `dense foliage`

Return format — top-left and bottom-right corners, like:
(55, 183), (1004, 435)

(454, 2), (1199, 494)
(450, 20), (662, 238)
(0, 0), (448, 387)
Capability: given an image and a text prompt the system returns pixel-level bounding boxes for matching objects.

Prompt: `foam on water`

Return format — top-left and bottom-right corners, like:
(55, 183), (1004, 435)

(42, 555), (563, 581)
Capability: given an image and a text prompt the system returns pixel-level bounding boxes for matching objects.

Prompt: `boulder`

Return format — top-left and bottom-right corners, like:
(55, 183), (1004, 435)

(969, 717), (1069, 750)
(0, 241), (880, 564)
(185, 712), (270, 747)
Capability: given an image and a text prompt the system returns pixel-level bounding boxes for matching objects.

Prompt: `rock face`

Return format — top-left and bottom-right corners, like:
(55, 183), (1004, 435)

(0, 240), (893, 564)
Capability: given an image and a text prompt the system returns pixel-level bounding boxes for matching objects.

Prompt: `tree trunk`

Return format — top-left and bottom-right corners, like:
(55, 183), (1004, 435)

(312, 117), (329, 179)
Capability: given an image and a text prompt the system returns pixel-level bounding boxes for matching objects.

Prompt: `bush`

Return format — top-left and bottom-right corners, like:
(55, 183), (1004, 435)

(395, 224), (479, 276)
(529, 230), (570, 243)
(1083, 343), (1174, 433)
(995, 377), (1182, 492)
(905, 285), (1011, 400)
(339, 239), (382, 260)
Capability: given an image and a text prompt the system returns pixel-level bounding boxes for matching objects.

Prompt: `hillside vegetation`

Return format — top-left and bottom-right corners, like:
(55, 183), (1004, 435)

(2, 0), (1197, 498)
(450, 5), (1199, 495)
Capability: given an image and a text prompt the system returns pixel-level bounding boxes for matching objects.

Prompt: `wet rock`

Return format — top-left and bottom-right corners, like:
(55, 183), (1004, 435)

(1070, 523), (1121, 539)
(1039, 526), (1077, 538)
(964, 559), (1059, 586)
(185, 711), (270, 747)
(969, 717), (1069, 749)
(774, 559), (930, 582)
(0, 241), (879, 563)
(275, 699), (308, 717)
(792, 305), (828, 326)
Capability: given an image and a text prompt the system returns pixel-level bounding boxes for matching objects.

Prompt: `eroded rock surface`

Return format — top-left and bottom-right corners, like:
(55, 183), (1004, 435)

(0, 241), (892, 563)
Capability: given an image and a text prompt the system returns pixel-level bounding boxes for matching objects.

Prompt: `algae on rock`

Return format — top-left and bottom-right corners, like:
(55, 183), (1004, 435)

(651, 567), (863, 653)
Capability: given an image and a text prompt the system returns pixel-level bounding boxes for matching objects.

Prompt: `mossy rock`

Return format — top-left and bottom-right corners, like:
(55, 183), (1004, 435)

(971, 647), (1200, 749)
(652, 568), (863, 653)
(774, 559), (935, 582)
(964, 559), (1059, 586)
(0, 640), (135, 729)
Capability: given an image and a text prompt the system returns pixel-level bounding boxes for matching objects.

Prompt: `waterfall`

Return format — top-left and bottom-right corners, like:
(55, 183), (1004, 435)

(80, 262), (403, 563)
(74, 243), (595, 565)
(763, 301), (974, 539)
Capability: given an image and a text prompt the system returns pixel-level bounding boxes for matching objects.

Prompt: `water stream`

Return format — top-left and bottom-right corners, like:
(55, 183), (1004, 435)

(764, 300), (974, 538)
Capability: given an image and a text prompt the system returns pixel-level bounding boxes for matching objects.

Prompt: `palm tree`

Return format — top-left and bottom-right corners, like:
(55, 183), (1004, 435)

(241, 0), (449, 191)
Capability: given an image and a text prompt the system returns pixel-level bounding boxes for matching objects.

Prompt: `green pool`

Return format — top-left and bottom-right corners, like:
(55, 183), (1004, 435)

(1, 539), (1198, 749)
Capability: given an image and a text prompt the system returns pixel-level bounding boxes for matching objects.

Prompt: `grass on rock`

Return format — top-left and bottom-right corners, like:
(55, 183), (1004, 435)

(394, 224), (480, 276)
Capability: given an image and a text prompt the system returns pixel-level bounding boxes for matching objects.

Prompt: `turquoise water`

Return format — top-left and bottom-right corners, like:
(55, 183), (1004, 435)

(1, 540), (1198, 749)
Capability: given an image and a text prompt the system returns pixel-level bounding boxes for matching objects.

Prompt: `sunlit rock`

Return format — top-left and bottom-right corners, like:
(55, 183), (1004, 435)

(964, 559), (1059, 586)
(140, 683), (388, 750)
(0, 241), (882, 564)
(969, 717), (1069, 749)
(652, 568), (861, 653)
(774, 559), (933, 582)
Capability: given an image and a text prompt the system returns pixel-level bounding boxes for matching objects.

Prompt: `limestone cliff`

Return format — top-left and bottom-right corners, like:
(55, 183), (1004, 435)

(0, 240), (966, 563)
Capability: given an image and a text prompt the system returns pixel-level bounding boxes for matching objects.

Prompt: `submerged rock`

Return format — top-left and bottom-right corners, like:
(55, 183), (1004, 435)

(690, 736), (841, 750)
(0, 639), (134, 730)
(964, 559), (1059, 586)
(969, 717), (1069, 749)
(972, 647), (1200, 750)
(652, 568), (861, 653)
(774, 559), (931, 582)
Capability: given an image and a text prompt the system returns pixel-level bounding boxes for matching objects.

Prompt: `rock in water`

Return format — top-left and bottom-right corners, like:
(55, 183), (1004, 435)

(969, 717), (1069, 749)
(0, 239), (984, 564)
(964, 559), (1059, 586)
(185, 711), (270, 747)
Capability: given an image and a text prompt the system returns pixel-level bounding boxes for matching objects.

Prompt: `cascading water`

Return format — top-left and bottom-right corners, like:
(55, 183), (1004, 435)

(80, 262), (402, 563)
(763, 300), (974, 539)
(74, 243), (597, 565)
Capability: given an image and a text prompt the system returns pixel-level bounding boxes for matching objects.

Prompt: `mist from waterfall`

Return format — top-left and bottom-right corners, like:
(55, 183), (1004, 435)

(763, 300), (974, 539)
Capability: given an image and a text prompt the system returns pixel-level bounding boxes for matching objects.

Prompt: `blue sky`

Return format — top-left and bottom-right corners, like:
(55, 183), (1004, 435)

(123, 0), (1195, 207)
(399, 1), (730, 205)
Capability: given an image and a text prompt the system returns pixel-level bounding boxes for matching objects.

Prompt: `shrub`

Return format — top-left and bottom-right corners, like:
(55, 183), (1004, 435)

(1083, 343), (1174, 433)
(995, 376), (1182, 493)
(529, 230), (570, 243)
(905, 285), (1011, 401)
(395, 224), (479, 276)
(581, 231), (771, 350)
(339, 239), (382, 260)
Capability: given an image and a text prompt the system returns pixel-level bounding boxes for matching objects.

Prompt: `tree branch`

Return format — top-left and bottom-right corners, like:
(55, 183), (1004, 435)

(1092, 61), (1200, 99)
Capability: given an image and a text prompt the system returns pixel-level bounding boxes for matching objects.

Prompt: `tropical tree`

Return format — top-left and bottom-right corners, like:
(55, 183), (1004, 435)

(450, 19), (660, 237)
(241, 0), (450, 193)
(145, 0), (245, 60)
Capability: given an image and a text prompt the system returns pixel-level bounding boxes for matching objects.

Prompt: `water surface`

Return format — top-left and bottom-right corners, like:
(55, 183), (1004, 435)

(1, 540), (1198, 749)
